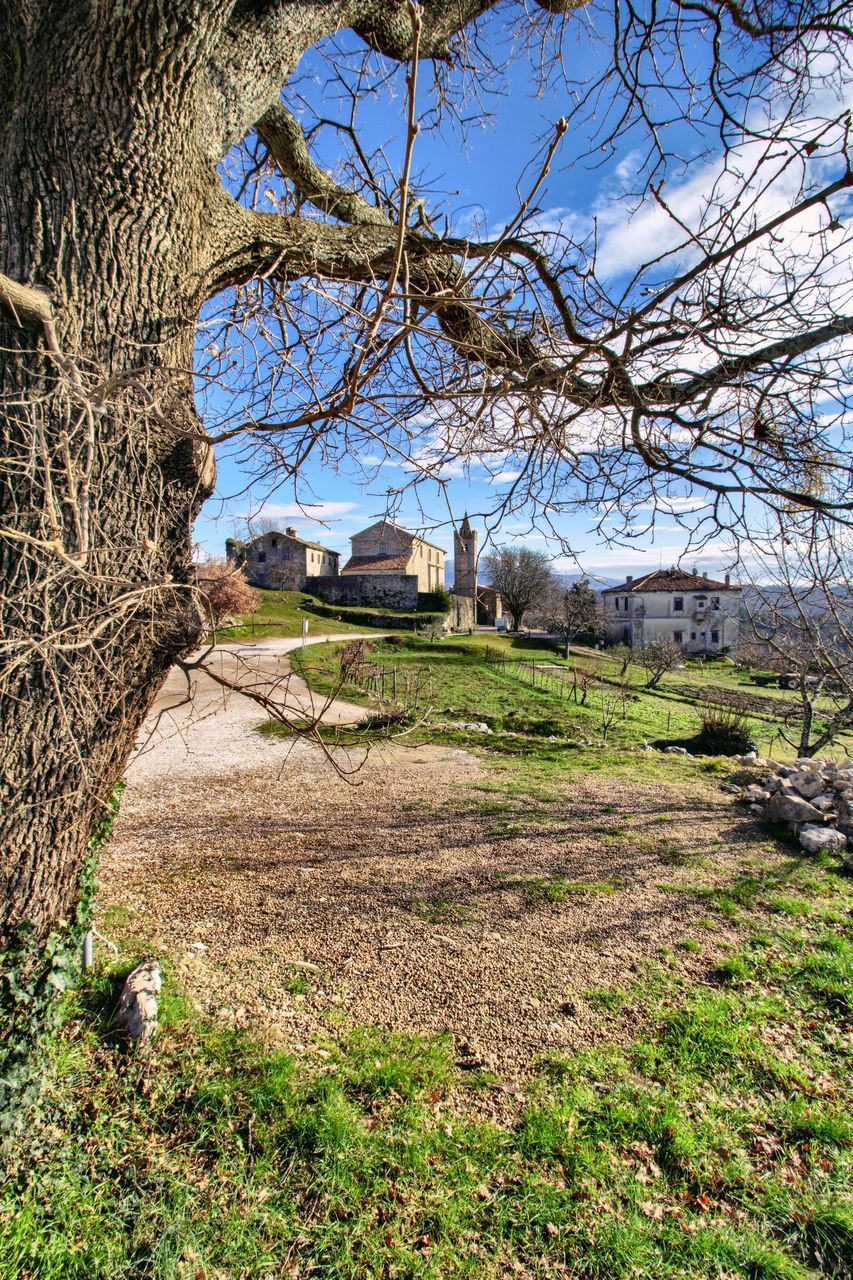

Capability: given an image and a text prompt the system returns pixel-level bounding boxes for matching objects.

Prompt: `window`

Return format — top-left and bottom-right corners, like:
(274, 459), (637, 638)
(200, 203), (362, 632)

(379, 542), (386, 554)
(711, 630), (719, 644)
(712, 596), (720, 610)
(673, 596), (684, 612)
(281, 550), (291, 562)
(258, 551), (267, 563)
(614, 597), (620, 611)
(673, 630), (683, 644)
(271, 538), (278, 548)
(690, 631), (696, 640)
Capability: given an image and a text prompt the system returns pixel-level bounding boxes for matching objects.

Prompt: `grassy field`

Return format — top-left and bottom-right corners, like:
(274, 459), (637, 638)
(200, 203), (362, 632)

(214, 589), (441, 642)
(6, 627), (851, 1279)
(4, 848), (850, 1279)
(287, 634), (851, 761)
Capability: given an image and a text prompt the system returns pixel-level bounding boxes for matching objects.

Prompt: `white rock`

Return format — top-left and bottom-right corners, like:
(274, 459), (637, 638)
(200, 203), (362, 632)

(811, 795), (836, 812)
(664, 746), (688, 755)
(795, 758), (822, 770)
(789, 770), (825, 799)
(119, 960), (161, 1045)
(798, 825), (848, 855)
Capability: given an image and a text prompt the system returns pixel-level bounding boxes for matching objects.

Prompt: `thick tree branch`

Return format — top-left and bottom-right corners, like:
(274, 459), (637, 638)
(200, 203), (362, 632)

(204, 193), (546, 370)
(204, 1), (580, 162)
(0, 271), (54, 330)
(256, 102), (389, 227)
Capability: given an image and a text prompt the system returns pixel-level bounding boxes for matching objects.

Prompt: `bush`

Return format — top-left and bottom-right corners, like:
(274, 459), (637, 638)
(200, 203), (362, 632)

(418, 586), (453, 614)
(693, 701), (757, 756)
(197, 558), (259, 625)
(302, 601), (447, 631)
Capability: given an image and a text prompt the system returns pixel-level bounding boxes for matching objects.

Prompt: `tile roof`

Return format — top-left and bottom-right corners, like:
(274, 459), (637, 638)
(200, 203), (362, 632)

(341, 553), (412, 574)
(602, 568), (737, 594)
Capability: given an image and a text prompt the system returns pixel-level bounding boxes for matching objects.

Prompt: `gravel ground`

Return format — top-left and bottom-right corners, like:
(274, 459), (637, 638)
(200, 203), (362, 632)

(99, 641), (766, 1083)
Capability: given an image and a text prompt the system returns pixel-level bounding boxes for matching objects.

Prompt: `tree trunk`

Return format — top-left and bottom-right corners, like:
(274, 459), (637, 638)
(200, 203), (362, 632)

(1, 10), (216, 943)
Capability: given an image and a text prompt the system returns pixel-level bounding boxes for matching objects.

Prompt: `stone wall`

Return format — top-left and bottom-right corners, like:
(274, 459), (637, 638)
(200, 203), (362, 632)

(451, 593), (476, 632)
(306, 573), (420, 611)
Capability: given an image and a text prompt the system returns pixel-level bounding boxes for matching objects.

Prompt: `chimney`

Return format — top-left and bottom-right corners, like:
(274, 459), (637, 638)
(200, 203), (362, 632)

(691, 565), (698, 575)
(285, 526), (297, 537)
(702, 570), (708, 578)
(626, 575), (633, 584)
(725, 572), (731, 586)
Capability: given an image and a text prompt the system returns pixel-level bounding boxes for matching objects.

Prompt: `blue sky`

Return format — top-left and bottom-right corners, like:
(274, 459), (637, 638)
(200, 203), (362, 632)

(193, 12), (848, 585)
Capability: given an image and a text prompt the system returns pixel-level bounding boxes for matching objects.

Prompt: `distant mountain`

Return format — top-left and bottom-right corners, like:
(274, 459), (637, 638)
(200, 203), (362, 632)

(552, 572), (620, 589)
(446, 569), (620, 590)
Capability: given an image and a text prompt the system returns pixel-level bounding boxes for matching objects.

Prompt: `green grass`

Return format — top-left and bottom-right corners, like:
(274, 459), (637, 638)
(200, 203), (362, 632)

(214, 588), (436, 642)
(3, 852), (851, 1279)
(500, 874), (621, 904)
(283, 634), (853, 764)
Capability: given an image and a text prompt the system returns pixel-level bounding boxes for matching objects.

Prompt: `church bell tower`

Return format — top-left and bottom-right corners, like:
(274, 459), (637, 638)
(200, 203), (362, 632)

(452, 515), (478, 629)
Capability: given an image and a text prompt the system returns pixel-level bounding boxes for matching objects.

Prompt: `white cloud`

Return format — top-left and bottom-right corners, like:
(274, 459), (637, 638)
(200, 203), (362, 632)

(249, 500), (360, 521)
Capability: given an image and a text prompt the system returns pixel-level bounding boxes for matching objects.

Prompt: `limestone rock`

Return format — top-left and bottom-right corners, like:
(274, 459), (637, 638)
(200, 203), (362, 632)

(788, 770), (824, 799)
(798, 824), (848, 855)
(119, 959), (161, 1046)
(664, 746), (688, 755)
(764, 792), (823, 825)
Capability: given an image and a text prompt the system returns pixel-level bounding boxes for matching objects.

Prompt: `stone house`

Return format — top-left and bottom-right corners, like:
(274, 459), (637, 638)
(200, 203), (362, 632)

(602, 567), (740, 654)
(341, 521), (446, 593)
(226, 527), (340, 590)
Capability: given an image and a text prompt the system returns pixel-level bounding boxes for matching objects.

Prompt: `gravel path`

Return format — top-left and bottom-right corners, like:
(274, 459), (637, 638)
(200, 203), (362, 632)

(99, 639), (765, 1083)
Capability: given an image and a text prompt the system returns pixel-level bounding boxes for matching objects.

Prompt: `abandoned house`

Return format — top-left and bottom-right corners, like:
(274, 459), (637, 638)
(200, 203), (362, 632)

(602, 568), (741, 653)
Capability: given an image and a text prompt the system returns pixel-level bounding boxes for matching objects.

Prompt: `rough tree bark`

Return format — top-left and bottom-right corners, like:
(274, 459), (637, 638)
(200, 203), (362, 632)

(0, 0), (574, 945)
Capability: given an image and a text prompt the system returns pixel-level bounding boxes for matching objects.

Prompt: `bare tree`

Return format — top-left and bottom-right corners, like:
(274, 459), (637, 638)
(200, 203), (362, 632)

(482, 548), (555, 631)
(196, 558), (259, 628)
(1, 0), (851, 949)
(741, 519), (853, 757)
(546, 579), (604, 657)
(640, 638), (683, 690)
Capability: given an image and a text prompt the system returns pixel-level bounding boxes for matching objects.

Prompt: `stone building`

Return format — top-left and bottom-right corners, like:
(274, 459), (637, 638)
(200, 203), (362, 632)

(451, 515), (502, 630)
(341, 521), (446, 592)
(226, 527), (339, 590)
(602, 567), (740, 654)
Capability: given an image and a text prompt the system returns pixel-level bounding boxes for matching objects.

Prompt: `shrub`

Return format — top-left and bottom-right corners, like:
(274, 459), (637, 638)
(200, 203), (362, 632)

(418, 586), (453, 614)
(693, 700), (757, 756)
(196, 557), (259, 625)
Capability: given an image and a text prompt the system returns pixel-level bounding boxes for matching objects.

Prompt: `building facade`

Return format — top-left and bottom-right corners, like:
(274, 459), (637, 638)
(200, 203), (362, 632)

(602, 568), (740, 653)
(341, 521), (445, 592)
(227, 527), (340, 590)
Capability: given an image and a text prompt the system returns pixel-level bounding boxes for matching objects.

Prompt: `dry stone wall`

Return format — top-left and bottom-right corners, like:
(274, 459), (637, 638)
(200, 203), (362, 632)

(307, 573), (419, 611)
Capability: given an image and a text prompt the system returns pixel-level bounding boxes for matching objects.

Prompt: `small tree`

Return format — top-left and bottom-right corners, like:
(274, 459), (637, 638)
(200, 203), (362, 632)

(742, 518), (853, 757)
(197, 558), (259, 628)
(640, 638), (682, 690)
(483, 548), (555, 632)
(548, 579), (604, 657)
(420, 585), (453, 615)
